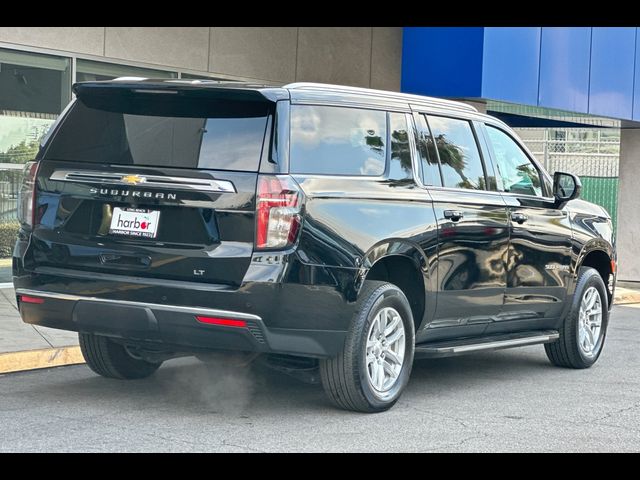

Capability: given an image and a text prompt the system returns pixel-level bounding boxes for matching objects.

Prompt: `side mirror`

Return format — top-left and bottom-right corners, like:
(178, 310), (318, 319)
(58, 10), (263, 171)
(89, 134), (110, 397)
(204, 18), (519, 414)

(553, 171), (581, 208)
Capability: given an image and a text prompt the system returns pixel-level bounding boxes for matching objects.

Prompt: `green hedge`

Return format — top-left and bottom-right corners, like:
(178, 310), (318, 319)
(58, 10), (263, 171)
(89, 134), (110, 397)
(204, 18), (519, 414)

(0, 222), (19, 258)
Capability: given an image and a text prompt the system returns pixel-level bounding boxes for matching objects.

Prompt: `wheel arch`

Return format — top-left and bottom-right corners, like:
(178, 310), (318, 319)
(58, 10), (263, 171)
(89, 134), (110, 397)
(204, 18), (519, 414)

(358, 239), (430, 331)
(576, 243), (615, 306)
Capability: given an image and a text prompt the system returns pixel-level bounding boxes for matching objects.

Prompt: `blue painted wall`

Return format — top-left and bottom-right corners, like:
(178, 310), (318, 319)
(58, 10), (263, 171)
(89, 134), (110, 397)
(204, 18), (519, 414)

(401, 27), (484, 98)
(402, 27), (640, 122)
(538, 27), (591, 113)
(589, 27), (636, 119)
(482, 27), (541, 105)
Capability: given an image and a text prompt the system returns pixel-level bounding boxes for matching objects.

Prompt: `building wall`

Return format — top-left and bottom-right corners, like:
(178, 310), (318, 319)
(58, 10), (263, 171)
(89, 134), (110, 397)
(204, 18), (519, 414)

(0, 27), (402, 90)
(402, 27), (640, 122)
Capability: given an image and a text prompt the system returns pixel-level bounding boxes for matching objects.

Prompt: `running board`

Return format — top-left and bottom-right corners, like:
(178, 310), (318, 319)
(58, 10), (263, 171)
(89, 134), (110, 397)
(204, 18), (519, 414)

(414, 330), (559, 359)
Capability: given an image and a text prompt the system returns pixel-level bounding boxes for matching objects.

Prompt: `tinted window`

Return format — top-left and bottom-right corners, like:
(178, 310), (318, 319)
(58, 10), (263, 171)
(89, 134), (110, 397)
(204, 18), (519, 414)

(290, 105), (386, 176)
(486, 125), (543, 197)
(388, 113), (412, 181)
(427, 116), (486, 190)
(44, 98), (269, 171)
(416, 114), (443, 186)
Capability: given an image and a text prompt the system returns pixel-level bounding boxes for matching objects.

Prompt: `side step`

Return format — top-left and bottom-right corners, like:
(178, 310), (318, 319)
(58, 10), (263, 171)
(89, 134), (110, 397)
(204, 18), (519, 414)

(414, 330), (559, 359)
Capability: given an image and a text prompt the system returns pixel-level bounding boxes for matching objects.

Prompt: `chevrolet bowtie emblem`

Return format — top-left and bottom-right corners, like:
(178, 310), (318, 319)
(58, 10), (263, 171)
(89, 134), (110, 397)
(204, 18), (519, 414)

(121, 175), (146, 185)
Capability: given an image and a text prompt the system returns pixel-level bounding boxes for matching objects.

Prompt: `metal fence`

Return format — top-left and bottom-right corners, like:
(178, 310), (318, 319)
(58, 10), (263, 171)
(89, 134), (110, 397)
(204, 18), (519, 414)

(514, 128), (621, 232)
(0, 164), (23, 223)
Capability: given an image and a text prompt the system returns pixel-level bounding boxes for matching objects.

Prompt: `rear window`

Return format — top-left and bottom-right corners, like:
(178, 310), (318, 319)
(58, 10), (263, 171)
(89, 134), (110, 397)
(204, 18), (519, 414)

(290, 105), (387, 176)
(43, 95), (270, 171)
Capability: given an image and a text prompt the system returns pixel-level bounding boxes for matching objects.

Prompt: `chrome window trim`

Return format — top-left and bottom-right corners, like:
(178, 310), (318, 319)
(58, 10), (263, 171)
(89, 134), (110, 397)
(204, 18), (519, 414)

(290, 98), (412, 113)
(49, 170), (237, 193)
(424, 184), (507, 199)
(15, 288), (262, 322)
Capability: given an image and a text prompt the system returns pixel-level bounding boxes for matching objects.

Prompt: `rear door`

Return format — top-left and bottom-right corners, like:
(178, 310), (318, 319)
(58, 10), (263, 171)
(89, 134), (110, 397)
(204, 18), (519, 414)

(31, 83), (275, 287)
(414, 113), (510, 341)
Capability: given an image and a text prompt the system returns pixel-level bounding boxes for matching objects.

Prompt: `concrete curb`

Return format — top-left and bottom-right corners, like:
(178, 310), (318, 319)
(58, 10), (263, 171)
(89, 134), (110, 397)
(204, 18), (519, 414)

(614, 287), (640, 305)
(0, 346), (84, 375)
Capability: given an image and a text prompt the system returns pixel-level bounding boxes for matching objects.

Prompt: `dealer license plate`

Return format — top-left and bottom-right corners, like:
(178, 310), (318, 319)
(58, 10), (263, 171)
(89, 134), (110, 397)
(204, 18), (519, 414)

(109, 207), (160, 239)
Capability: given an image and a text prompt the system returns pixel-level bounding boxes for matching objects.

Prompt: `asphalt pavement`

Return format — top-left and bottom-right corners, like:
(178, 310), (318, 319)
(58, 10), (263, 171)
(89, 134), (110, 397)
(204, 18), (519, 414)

(0, 305), (639, 452)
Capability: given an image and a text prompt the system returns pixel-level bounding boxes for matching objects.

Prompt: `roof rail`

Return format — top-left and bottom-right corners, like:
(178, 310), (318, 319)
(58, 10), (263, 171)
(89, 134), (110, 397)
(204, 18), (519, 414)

(283, 82), (477, 112)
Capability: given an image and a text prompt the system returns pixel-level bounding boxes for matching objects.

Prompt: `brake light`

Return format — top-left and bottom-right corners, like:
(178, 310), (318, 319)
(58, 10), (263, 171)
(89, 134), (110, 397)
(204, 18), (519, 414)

(256, 175), (303, 250)
(17, 161), (39, 228)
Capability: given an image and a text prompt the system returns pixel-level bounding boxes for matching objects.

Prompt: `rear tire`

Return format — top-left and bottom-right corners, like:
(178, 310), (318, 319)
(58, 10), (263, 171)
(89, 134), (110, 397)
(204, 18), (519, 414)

(79, 333), (162, 379)
(545, 267), (609, 369)
(320, 281), (415, 413)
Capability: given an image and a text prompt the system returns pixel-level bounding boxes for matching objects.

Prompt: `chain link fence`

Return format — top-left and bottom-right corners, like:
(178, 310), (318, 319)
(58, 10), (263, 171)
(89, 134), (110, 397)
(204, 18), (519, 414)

(514, 128), (620, 232)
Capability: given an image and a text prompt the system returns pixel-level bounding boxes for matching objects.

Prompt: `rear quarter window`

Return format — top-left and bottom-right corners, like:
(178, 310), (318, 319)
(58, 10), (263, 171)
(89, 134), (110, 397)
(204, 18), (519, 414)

(289, 105), (387, 176)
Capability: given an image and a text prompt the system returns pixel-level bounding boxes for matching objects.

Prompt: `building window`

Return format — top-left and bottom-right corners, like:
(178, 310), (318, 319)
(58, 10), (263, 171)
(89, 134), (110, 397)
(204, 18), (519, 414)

(180, 73), (230, 80)
(0, 48), (71, 165)
(76, 59), (177, 82)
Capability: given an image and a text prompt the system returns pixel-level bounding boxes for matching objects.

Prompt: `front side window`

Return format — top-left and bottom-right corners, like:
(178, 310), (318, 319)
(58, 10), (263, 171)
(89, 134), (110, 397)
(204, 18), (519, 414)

(426, 116), (486, 190)
(290, 105), (386, 176)
(486, 125), (543, 197)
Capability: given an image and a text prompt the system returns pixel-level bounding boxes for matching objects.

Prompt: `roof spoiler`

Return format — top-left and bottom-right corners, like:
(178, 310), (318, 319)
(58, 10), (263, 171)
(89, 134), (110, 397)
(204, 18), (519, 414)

(72, 81), (285, 117)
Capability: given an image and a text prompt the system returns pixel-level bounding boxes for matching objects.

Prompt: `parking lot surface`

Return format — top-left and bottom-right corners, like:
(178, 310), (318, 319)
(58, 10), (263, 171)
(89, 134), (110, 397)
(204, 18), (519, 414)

(0, 305), (638, 452)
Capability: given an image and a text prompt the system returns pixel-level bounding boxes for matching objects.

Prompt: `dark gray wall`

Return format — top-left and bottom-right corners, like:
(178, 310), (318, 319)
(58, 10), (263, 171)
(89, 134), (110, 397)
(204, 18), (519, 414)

(0, 27), (402, 90)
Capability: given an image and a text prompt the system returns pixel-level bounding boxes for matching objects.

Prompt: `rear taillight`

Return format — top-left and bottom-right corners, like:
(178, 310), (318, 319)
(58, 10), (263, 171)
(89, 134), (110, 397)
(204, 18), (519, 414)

(17, 161), (39, 228)
(256, 175), (303, 250)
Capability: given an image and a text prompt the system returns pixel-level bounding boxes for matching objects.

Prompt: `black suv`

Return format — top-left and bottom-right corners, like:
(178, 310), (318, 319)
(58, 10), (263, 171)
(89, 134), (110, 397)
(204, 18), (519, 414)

(13, 80), (616, 412)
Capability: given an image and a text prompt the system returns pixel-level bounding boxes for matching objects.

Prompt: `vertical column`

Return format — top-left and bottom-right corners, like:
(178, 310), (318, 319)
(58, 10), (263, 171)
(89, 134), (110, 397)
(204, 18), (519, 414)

(616, 128), (640, 282)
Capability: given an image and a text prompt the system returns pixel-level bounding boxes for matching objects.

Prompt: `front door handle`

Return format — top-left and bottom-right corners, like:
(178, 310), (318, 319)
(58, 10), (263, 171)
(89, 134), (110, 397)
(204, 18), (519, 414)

(511, 212), (528, 224)
(444, 210), (464, 222)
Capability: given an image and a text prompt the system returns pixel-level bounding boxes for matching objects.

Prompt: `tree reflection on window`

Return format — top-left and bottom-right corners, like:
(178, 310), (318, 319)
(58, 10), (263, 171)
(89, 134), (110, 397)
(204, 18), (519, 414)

(389, 113), (412, 181)
(290, 105), (386, 176)
(426, 116), (486, 191)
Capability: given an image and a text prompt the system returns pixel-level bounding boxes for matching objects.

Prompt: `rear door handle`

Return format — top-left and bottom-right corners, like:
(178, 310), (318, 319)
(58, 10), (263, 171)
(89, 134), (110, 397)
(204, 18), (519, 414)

(444, 210), (464, 222)
(511, 212), (528, 224)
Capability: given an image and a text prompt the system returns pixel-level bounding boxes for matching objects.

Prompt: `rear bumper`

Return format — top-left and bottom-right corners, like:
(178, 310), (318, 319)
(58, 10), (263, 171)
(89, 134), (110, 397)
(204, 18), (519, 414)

(13, 233), (359, 357)
(15, 288), (347, 358)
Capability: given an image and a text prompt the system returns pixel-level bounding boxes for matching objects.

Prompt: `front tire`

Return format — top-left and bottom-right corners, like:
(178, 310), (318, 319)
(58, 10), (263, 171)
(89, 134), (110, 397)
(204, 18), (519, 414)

(79, 333), (162, 379)
(320, 281), (415, 413)
(545, 267), (609, 369)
